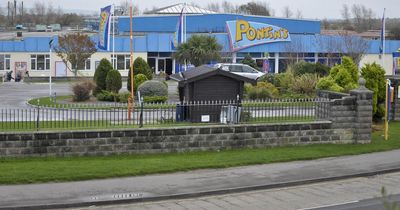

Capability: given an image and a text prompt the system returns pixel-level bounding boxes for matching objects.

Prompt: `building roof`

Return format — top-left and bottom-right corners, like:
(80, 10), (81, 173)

(170, 65), (257, 86)
(145, 3), (216, 15)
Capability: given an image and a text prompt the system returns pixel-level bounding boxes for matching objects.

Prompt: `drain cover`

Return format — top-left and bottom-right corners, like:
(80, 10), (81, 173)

(112, 193), (143, 199)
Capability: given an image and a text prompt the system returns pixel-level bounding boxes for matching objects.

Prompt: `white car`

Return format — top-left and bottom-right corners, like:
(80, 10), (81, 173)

(214, 63), (265, 80)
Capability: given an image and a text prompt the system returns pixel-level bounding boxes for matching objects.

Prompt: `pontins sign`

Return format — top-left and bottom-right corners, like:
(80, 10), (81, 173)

(226, 20), (291, 51)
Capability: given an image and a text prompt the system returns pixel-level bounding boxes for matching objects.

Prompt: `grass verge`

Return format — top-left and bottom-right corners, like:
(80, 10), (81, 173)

(0, 122), (398, 185)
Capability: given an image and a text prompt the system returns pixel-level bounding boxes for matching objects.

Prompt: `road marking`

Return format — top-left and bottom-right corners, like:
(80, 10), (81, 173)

(298, 200), (359, 210)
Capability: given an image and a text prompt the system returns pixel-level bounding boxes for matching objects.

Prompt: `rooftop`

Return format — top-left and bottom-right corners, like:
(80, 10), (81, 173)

(144, 3), (216, 15)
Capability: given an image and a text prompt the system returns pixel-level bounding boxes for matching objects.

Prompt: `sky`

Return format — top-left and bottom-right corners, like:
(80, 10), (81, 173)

(2, 0), (399, 19)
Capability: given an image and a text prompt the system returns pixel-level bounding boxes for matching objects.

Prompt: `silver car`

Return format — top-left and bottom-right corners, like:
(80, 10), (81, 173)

(214, 63), (265, 80)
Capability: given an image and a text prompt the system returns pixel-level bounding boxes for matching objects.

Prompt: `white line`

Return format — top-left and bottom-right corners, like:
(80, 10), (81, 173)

(298, 200), (359, 210)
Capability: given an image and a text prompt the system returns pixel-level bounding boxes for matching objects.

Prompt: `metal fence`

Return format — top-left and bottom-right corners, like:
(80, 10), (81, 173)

(0, 98), (331, 131)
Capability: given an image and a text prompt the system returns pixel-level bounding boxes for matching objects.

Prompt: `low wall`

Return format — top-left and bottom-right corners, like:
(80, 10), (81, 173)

(0, 121), (353, 157)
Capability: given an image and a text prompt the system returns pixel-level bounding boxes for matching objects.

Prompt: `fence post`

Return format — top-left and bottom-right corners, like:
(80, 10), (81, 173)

(36, 99), (40, 131)
(139, 98), (144, 128)
(349, 77), (373, 143)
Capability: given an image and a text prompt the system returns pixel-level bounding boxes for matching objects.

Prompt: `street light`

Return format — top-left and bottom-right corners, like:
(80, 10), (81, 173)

(49, 38), (53, 97)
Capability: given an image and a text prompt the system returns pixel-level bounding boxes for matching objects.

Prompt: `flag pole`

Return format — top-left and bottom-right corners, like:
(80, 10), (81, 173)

(112, 4), (115, 69)
(381, 8), (386, 70)
(128, 0), (135, 119)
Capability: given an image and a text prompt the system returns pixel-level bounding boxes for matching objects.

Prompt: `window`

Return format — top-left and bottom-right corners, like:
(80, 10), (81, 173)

(0, 54), (10, 71)
(77, 58), (91, 70)
(112, 55), (130, 70)
(243, 65), (257, 73)
(30, 54), (50, 70)
(228, 65), (243, 73)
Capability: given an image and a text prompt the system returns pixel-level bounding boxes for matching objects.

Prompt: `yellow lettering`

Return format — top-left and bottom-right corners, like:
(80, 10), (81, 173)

(266, 27), (273, 38)
(256, 28), (264, 40)
(247, 27), (256, 41)
(274, 30), (281, 39)
(236, 20), (249, 42)
(282, 29), (289, 39)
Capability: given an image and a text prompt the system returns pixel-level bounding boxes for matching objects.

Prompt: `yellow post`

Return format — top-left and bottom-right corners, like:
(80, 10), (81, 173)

(384, 79), (389, 140)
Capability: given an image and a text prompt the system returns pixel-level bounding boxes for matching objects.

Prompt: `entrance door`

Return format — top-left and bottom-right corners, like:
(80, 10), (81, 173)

(165, 58), (173, 75)
(157, 59), (165, 74)
(55, 61), (67, 77)
(147, 58), (156, 74)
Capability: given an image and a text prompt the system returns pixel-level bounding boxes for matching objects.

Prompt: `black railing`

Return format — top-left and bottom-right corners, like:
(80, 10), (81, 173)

(0, 98), (331, 131)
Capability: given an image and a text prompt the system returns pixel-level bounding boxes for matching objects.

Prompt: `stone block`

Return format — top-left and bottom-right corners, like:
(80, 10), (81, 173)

(199, 128), (211, 134)
(85, 132), (98, 139)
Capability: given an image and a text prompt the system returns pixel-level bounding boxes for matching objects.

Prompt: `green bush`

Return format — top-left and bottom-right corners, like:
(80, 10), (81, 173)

(96, 90), (114, 102)
(257, 74), (280, 87)
(106, 69), (122, 94)
(93, 58), (113, 96)
(241, 54), (258, 69)
(316, 56), (358, 93)
(118, 92), (131, 103)
(277, 68), (295, 93)
(143, 96), (168, 103)
(316, 77), (344, 92)
(71, 80), (95, 102)
(361, 62), (386, 120)
(134, 74), (148, 93)
(127, 57), (153, 92)
(247, 82), (279, 100)
(293, 61), (330, 77)
(138, 80), (168, 99)
(290, 73), (319, 96)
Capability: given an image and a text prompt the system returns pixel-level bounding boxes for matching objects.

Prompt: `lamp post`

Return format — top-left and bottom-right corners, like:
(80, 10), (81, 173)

(49, 38), (53, 97)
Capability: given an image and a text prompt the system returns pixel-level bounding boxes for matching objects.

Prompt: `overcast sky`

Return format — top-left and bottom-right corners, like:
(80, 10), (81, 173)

(2, 0), (399, 19)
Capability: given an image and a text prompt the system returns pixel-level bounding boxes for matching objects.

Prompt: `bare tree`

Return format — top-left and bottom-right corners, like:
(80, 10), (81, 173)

(295, 9), (303, 19)
(117, 0), (139, 16)
(351, 4), (375, 32)
(221, 1), (237, 13)
(282, 6), (293, 18)
(46, 3), (56, 25)
(54, 33), (97, 77)
(206, 3), (220, 13)
(238, 1), (271, 16)
(341, 4), (352, 30)
(32, 1), (46, 24)
(339, 32), (368, 64)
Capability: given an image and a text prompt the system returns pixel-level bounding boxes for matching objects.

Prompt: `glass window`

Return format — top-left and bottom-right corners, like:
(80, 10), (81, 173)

(117, 55), (125, 70)
(2, 55), (10, 70)
(243, 65), (257, 73)
(112, 55), (130, 70)
(30, 54), (50, 70)
(228, 65), (243, 72)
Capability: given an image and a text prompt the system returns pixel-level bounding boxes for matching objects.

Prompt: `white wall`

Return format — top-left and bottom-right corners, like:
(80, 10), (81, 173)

(360, 54), (394, 75)
(6, 52), (147, 78)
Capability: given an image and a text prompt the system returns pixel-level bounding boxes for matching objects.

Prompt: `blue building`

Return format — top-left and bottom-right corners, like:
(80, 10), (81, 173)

(0, 4), (399, 78)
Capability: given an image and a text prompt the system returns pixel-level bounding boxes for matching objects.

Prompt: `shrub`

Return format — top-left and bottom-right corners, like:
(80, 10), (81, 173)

(316, 77), (344, 92)
(106, 70), (122, 94)
(71, 80), (95, 102)
(241, 54), (258, 69)
(293, 61), (330, 77)
(247, 82), (279, 100)
(96, 90), (114, 102)
(118, 92), (131, 103)
(143, 96), (168, 103)
(93, 58), (113, 96)
(138, 80), (168, 98)
(134, 74), (148, 93)
(361, 62), (386, 120)
(316, 56), (358, 93)
(127, 57), (153, 92)
(277, 68), (295, 93)
(290, 73), (319, 96)
(258, 74), (280, 87)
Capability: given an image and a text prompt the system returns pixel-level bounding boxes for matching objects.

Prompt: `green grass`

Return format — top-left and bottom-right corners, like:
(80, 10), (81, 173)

(28, 95), (72, 106)
(0, 122), (399, 185)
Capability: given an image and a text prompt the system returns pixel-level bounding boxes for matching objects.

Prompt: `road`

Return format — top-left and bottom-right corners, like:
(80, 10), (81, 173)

(64, 171), (400, 210)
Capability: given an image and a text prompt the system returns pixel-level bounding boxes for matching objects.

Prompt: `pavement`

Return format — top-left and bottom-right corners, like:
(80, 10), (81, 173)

(1, 149), (400, 209)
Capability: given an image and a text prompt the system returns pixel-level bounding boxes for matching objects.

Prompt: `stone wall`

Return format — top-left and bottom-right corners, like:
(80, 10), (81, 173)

(0, 121), (352, 157)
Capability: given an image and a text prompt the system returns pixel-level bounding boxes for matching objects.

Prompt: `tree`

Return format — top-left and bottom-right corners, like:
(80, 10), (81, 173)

(106, 70), (122, 94)
(341, 4), (352, 30)
(221, 1), (237, 13)
(93, 58), (113, 96)
(282, 6), (293, 18)
(238, 1), (271, 16)
(338, 31), (369, 65)
(361, 63), (386, 120)
(127, 57), (153, 92)
(174, 35), (222, 67)
(206, 3), (220, 12)
(117, 0), (140, 16)
(389, 25), (400, 40)
(241, 54), (258, 69)
(54, 33), (97, 77)
(295, 9), (303, 19)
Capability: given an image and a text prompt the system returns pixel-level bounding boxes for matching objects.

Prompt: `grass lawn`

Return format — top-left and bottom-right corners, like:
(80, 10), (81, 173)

(0, 122), (399, 185)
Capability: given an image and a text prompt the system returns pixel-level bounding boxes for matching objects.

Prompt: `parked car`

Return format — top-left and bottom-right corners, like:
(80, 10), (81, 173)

(214, 63), (265, 80)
